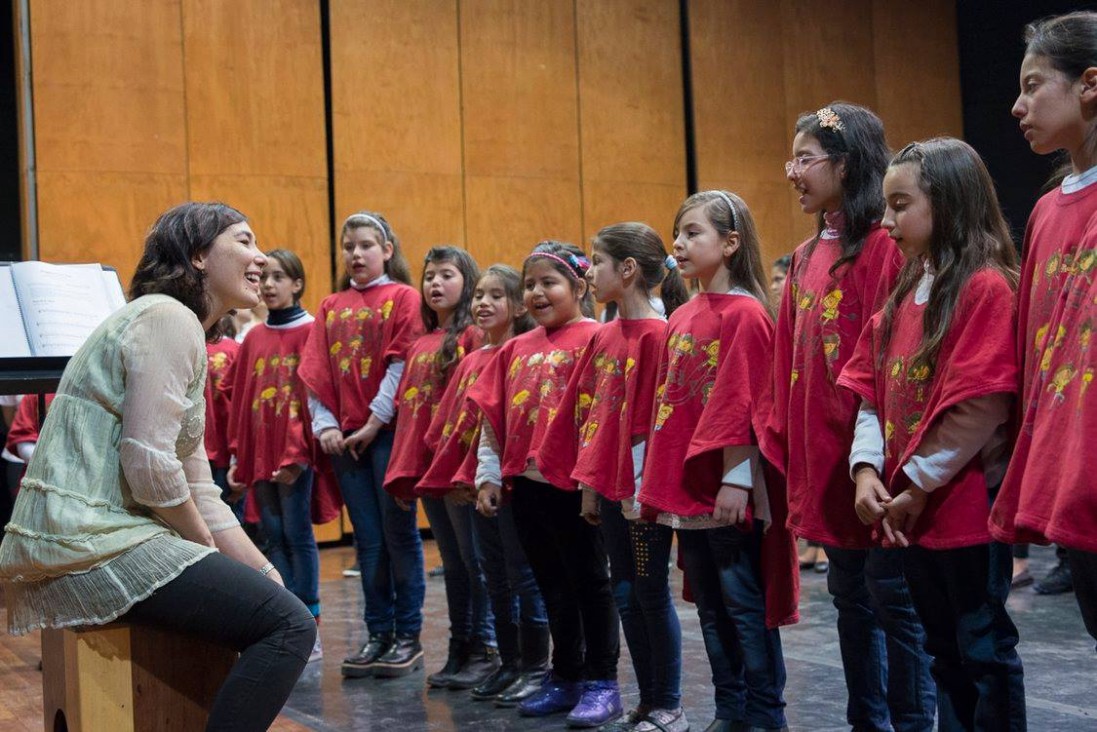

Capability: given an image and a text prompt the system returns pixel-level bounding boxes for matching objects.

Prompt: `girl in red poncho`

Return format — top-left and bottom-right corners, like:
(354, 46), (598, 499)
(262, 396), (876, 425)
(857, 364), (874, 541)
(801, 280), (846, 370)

(638, 190), (797, 732)
(223, 249), (328, 662)
(991, 10), (1097, 648)
(768, 103), (934, 731)
(298, 211), (427, 679)
(418, 265), (550, 705)
(381, 246), (496, 690)
(537, 222), (689, 732)
(205, 319), (242, 521)
(838, 139), (1025, 731)
(469, 242), (621, 727)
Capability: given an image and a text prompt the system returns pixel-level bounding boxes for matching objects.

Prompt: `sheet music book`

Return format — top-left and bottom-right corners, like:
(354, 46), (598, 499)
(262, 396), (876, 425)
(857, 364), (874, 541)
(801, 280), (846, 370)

(1, 261), (127, 358)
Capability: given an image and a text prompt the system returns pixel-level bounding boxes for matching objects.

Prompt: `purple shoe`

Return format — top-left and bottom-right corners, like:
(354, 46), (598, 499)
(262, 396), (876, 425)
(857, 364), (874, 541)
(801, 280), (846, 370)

(518, 673), (582, 717)
(566, 680), (623, 728)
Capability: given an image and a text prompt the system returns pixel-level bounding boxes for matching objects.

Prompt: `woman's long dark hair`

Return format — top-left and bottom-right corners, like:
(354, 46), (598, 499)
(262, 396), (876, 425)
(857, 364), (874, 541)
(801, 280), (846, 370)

(421, 246), (480, 381)
(129, 201), (248, 341)
(877, 138), (1019, 374)
(794, 102), (891, 278)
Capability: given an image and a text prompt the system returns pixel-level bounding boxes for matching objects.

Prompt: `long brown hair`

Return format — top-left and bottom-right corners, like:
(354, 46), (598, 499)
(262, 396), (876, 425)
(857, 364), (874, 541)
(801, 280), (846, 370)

(338, 211), (412, 288)
(877, 138), (1019, 374)
(673, 190), (772, 318)
(592, 222), (688, 318)
(420, 246), (480, 381)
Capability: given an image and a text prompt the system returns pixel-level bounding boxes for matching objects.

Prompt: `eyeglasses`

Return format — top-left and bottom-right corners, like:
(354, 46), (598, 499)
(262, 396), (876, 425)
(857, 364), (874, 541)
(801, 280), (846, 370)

(784, 155), (830, 175)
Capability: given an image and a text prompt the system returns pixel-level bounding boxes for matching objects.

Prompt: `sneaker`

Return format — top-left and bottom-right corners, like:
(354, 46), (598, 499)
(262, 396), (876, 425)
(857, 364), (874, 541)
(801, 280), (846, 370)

(566, 680), (622, 728)
(1034, 560), (1073, 595)
(341, 633), (394, 678)
(596, 705), (652, 731)
(518, 673), (582, 717)
(634, 707), (689, 732)
(447, 644), (501, 690)
(342, 563), (361, 578)
(308, 634), (324, 663)
(372, 635), (425, 678)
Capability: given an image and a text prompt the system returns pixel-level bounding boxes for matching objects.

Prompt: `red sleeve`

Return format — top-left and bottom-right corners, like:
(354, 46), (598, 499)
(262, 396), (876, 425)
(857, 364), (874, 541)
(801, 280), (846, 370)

(466, 340), (513, 457)
(5, 394), (52, 454)
(535, 330), (598, 489)
(835, 312), (882, 407)
(383, 287), (426, 364)
(299, 297), (339, 414)
(629, 327), (664, 438)
(687, 300), (775, 462)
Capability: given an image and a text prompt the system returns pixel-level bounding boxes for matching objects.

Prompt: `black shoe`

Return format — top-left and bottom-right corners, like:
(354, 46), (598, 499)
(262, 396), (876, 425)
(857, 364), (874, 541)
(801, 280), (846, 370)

(341, 633), (394, 678)
(494, 668), (549, 707)
(427, 638), (470, 688)
(1034, 561), (1074, 595)
(448, 644), (501, 690)
(470, 663), (521, 700)
(372, 635), (424, 678)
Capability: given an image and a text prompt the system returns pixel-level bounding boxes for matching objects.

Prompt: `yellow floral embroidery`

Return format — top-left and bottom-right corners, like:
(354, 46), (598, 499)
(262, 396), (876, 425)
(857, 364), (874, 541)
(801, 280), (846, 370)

(907, 364), (930, 382)
(790, 370), (799, 387)
(890, 358), (903, 379)
(404, 386), (420, 403)
(1048, 365), (1077, 400)
(326, 311), (335, 325)
(1082, 368), (1094, 400)
(578, 393), (593, 410)
(339, 357), (351, 374)
(381, 300), (394, 319)
(260, 386), (277, 401)
(356, 308), (371, 321)
(884, 420), (895, 442)
(254, 357), (266, 376)
(654, 403), (674, 430)
(339, 308), (353, 320)
(625, 357), (636, 373)
(704, 341), (720, 368)
(330, 342), (343, 356)
(270, 355), (280, 367)
(360, 356), (373, 374)
(442, 422), (454, 438)
(512, 390), (531, 407)
(820, 289), (843, 322)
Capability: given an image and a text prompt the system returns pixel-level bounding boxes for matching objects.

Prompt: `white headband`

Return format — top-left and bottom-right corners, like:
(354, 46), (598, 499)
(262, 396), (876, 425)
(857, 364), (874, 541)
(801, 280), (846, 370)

(348, 213), (388, 238)
(710, 190), (738, 231)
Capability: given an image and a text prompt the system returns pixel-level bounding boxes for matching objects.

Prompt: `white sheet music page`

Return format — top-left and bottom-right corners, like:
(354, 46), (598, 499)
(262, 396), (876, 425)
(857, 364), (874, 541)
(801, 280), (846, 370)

(0, 266), (32, 357)
(10, 261), (124, 357)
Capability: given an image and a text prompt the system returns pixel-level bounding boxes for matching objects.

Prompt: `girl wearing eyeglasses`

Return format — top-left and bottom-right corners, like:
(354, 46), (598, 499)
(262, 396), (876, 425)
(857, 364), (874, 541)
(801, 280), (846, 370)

(766, 103), (936, 732)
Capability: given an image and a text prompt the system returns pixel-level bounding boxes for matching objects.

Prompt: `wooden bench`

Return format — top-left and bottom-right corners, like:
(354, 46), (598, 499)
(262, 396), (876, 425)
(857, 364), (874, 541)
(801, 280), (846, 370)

(41, 624), (237, 731)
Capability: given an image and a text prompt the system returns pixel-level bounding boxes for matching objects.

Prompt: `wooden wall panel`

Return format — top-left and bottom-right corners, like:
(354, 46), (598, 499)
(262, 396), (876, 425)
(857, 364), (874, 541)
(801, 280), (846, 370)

(29, 0), (188, 281)
(330, 0), (464, 279)
(182, 0), (330, 312)
(872, 0), (964, 148)
(460, 0), (582, 267)
(690, 0), (802, 264)
(576, 0), (685, 247)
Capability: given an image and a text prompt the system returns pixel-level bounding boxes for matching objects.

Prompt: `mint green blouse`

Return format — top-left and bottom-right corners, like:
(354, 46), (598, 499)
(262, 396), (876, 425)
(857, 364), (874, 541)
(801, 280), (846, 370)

(0, 295), (239, 634)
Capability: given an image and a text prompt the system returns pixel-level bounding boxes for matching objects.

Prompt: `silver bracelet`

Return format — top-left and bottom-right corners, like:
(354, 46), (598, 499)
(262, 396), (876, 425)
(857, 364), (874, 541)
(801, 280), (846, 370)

(258, 562), (276, 577)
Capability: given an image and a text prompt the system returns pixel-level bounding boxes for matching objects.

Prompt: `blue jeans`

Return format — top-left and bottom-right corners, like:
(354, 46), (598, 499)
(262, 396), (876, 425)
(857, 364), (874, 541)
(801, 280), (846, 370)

(677, 523), (786, 729)
(618, 509), (683, 710)
(255, 470), (321, 617)
(473, 502), (548, 667)
(330, 431), (424, 636)
(824, 546), (936, 732)
(422, 496), (495, 645)
(903, 542), (1026, 732)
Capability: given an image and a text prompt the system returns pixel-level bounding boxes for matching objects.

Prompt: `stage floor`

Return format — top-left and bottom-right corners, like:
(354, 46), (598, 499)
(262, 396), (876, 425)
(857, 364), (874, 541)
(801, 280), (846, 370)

(2, 542), (1094, 730)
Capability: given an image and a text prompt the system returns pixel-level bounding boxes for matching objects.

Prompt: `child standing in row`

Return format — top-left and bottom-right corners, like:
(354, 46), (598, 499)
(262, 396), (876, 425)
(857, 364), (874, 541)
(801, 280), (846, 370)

(419, 265), (550, 705)
(769, 103), (935, 731)
(639, 191), (798, 732)
(840, 138), (1026, 731)
(383, 247), (497, 687)
(224, 249), (330, 662)
(992, 10), (1097, 649)
(538, 222), (688, 732)
(470, 242), (622, 727)
(206, 318), (242, 520)
(299, 212), (427, 679)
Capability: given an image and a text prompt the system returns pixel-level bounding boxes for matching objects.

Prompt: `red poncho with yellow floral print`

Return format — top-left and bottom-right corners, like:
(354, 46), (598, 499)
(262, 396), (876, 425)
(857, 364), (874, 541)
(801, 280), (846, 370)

(299, 284), (423, 432)
(767, 227), (902, 548)
(384, 327), (481, 501)
(417, 346), (499, 497)
(467, 320), (600, 487)
(992, 183), (1097, 551)
(839, 269), (1017, 549)
(204, 338), (240, 468)
(537, 318), (664, 499)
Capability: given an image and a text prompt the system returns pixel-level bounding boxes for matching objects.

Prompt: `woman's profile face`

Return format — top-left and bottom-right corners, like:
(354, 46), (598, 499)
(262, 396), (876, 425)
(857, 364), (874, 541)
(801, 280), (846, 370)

(193, 221), (266, 319)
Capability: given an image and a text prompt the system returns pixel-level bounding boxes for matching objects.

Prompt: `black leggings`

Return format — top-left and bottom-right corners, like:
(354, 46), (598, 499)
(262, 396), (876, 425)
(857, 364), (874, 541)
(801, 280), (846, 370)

(122, 552), (316, 732)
